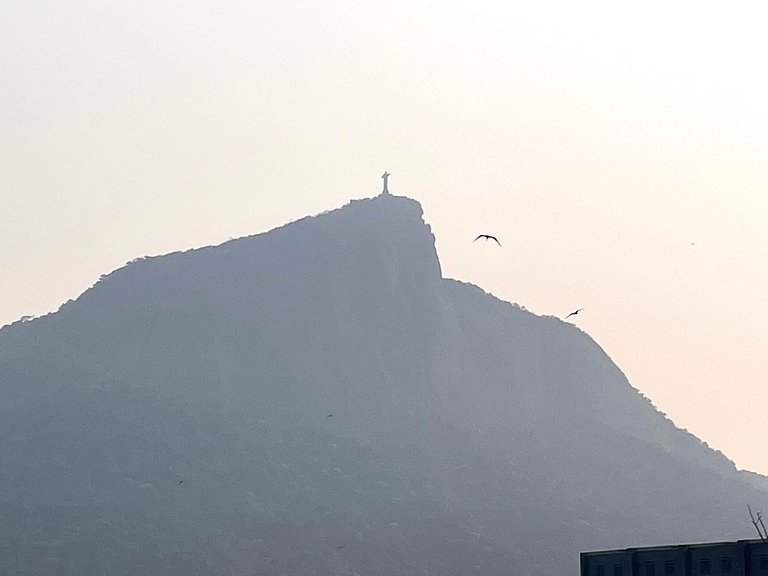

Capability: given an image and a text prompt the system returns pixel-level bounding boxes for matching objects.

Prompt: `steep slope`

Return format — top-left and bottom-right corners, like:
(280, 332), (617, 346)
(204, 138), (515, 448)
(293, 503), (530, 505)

(0, 193), (763, 576)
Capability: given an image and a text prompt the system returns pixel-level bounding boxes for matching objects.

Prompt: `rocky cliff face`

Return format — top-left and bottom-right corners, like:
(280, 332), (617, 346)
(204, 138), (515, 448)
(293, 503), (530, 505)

(0, 193), (762, 576)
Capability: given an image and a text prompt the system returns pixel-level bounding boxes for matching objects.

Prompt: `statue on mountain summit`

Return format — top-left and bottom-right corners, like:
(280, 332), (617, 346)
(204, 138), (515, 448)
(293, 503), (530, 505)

(381, 171), (390, 195)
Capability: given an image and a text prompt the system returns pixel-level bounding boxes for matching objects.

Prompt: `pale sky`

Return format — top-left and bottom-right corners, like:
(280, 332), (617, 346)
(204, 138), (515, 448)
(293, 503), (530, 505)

(3, 1), (768, 473)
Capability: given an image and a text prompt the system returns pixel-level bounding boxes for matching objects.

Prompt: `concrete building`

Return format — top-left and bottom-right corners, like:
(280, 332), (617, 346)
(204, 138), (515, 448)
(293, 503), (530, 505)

(582, 540), (768, 576)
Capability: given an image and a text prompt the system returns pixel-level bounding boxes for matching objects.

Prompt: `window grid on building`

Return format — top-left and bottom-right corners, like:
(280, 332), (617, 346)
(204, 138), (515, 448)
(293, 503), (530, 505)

(583, 541), (768, 576)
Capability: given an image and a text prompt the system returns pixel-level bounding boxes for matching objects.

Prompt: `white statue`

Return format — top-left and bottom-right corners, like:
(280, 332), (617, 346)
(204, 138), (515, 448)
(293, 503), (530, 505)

(381, 171), (390, 194)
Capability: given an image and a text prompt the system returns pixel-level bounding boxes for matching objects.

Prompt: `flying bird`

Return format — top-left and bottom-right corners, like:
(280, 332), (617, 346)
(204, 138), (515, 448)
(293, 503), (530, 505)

(326, 414), (334, 418)
(474, 234), (501, 246)
(564, 309), (583, 320)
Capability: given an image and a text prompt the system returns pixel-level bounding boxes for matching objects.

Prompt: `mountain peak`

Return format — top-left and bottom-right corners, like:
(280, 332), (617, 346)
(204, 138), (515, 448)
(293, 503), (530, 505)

(1, 191), (765, 576)
(43, 193), (441, 325)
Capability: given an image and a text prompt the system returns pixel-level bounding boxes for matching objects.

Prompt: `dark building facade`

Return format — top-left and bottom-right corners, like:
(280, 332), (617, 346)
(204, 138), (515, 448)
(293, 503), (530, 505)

(582, 541), (768, 576)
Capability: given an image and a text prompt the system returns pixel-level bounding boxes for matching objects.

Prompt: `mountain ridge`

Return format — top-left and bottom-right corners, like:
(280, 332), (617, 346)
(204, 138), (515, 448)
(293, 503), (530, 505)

(0, 192), (764, 576)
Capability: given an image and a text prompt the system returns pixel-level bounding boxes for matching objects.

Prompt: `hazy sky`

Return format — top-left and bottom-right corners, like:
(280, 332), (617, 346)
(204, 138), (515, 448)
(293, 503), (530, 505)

(3, 1), (768, 473)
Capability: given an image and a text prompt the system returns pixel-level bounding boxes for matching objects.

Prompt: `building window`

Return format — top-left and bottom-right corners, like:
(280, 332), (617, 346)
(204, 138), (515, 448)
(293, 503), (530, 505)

(614, 565), (623, 576)
(700, 559), (711, 574)
(720, 557), (732, 574)
(760, 555), (768, 571)
(665, 561), (676, 575)
(646, 562), (656, 576)
(597, 565), (605, 576)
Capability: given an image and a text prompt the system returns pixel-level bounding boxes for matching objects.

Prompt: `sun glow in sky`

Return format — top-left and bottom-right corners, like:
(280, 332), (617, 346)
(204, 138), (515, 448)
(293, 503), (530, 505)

(3, 1), (768, 473)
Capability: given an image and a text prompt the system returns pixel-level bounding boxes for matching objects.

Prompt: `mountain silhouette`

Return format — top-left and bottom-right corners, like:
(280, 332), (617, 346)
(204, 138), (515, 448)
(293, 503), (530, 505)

(0, 193), (763, 576)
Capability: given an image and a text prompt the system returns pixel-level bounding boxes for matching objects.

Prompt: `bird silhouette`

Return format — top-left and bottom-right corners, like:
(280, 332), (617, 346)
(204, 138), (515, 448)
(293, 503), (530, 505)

(474, 234), (501, 246)
(564, 308), (583, 320)
(326, 414), (334, 418)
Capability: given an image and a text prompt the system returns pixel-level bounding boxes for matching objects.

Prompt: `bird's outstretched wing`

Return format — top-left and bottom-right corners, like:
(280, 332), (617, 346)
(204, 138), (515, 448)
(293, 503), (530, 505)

(474, 234), (501, 246)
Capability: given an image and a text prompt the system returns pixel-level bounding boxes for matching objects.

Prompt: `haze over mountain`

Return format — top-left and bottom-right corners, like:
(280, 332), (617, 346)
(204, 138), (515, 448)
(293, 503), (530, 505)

(1, 193), (764, 576)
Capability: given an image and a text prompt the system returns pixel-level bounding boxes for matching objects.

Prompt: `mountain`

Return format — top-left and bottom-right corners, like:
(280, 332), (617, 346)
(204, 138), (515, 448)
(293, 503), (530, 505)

(0, 193), (764, 576)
